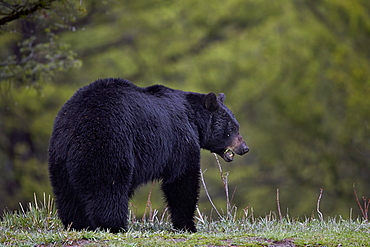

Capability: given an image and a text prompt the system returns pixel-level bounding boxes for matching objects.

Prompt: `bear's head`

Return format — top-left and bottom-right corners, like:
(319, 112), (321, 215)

(203, 92), (249, 162)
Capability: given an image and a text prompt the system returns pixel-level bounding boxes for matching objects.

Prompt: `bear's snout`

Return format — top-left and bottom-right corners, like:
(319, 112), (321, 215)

(238, 142), (249, 155)
(231, 134), (249, 156)
(222, 134), (249, 162)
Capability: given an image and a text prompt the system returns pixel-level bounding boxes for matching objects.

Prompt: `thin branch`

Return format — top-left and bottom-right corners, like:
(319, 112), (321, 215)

(199, 168), (222, 218)
(353, 183), (366, 220)
(213, 153), (231, 219)
(361, 196), (369, 222)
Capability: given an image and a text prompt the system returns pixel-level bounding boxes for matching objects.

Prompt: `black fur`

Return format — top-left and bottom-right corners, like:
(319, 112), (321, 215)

(48, 78), (248, 233)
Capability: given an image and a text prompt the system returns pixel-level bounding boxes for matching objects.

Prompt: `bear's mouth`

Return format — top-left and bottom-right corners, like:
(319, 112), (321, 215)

(223, 149), (235, 162)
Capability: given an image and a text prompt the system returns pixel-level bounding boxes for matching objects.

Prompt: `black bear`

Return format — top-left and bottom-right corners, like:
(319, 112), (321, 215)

(48, 78), (249, 233)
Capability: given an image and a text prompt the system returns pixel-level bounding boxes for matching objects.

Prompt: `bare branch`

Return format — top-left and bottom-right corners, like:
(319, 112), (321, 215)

(213, 153), (232, 219)
(353, 183), (366, 220)
(199, 168), (222, 219)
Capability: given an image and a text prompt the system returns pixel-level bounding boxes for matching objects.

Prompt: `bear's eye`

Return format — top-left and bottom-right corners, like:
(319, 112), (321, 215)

(226, 126), (237, 137)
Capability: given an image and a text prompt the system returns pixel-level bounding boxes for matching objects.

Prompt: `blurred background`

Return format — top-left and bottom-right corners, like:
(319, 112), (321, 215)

(0, 0), (369, 219)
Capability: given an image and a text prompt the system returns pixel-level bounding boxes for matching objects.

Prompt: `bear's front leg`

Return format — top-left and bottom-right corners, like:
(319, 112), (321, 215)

(161, 168), (200, 233)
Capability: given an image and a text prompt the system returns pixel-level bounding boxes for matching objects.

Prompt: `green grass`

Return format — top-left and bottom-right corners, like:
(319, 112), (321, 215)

(1, 194), (369, 246)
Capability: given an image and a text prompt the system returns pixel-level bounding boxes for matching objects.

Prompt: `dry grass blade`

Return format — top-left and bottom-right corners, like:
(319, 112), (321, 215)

(276, 189), (283, 222)
(317, 188), (324, 221)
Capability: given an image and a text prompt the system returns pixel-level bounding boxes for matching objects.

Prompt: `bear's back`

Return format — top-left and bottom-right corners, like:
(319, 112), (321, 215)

(69, 78), (179, 107)
(56, 78), (190, 138)
(73, 78), (137, 101)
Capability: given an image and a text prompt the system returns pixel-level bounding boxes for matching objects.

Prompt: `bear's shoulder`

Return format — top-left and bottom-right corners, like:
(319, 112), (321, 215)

(144, 84), (176, 96)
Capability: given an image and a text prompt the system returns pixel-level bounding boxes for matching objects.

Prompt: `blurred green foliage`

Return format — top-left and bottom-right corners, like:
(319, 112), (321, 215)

(0, 0), (369, 219)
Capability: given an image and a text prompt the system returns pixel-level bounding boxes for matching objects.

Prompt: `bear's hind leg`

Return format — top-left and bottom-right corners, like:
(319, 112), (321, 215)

(54, 184), (92, 231)
(83, 185), (130, 233)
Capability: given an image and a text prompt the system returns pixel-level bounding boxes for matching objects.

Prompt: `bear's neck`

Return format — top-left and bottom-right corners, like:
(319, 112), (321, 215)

(185, 93), (212, 149)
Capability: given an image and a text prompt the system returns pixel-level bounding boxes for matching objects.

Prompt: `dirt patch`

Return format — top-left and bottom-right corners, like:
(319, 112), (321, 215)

(271, 239), (296, 247)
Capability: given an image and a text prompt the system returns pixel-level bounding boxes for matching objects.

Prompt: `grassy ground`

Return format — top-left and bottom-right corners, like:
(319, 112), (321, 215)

(0, 194), (369, 246)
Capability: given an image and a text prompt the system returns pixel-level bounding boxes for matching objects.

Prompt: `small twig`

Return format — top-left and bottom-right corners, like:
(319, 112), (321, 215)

(200, 169), (222, 218)
(317, 188), (324, 221)
(213, 153), (232, 219)
(276, 189), (283, 222)
(223, 171), (231, 218)
(362, 196), (369, 222)
(353, 183), (366, 220)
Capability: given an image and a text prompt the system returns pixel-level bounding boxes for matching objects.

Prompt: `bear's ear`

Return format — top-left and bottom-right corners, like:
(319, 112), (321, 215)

(218, 93), (226, 103)
(204, 92), (219, 112)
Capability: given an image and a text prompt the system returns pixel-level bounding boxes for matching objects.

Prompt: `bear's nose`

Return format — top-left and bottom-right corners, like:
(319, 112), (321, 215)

(241, 144), (249, 155)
